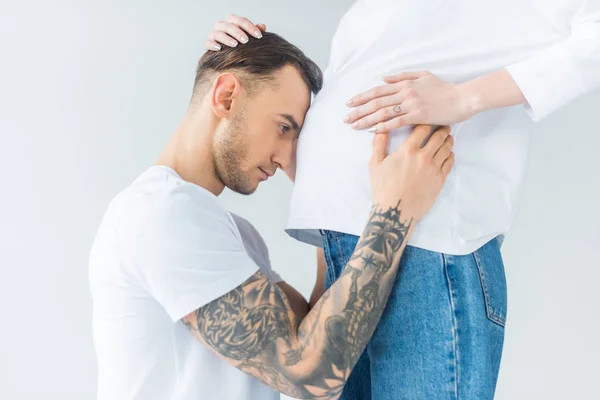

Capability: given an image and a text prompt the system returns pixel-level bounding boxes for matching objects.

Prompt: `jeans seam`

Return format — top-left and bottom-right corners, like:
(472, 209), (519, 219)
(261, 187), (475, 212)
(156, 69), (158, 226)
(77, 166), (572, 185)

(443, 253), (460, 400)
(322, 232), (336, 285)
(473, 250), (506, 327)
(336, 233), (347, 266)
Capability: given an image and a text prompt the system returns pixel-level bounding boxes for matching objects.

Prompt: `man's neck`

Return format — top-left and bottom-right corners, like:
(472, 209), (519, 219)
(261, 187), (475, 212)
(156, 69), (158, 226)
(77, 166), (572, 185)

(157, 110), (225, 196)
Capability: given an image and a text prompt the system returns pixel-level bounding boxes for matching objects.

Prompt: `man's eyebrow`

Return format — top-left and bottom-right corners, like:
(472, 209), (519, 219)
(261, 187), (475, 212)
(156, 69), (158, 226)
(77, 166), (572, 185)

(278, 113), (301, 132)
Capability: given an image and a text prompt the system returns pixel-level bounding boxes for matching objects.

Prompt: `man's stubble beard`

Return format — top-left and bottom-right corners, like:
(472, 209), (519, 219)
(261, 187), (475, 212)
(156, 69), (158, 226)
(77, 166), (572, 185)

(213, 108), (256, 195)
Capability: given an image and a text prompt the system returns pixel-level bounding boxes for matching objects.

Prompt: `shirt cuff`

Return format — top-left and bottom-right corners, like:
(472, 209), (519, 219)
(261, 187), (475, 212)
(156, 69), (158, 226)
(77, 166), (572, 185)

(506, 43), (587, 122)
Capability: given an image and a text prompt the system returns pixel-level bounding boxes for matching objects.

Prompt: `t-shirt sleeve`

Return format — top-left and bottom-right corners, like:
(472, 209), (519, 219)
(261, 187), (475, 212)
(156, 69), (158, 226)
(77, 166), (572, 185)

(230, 213), (283, 284)
(135, 187), (259, 322)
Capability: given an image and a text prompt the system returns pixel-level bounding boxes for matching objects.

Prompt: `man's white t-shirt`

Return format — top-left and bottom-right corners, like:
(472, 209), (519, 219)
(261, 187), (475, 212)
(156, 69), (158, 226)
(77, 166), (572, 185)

(89, 166), (280, 400)
(286, 0), (600, 255)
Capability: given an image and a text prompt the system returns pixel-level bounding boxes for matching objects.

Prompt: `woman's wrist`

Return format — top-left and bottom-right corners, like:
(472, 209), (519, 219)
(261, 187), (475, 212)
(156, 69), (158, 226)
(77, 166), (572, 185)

(456, 69), (527, 119)
(456, 80), (484, 120)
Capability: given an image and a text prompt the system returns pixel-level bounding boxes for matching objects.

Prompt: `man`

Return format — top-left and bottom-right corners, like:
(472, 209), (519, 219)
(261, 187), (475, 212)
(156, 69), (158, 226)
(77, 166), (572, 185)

(89, 32), (455, 399)
(207, 3), (600, 399)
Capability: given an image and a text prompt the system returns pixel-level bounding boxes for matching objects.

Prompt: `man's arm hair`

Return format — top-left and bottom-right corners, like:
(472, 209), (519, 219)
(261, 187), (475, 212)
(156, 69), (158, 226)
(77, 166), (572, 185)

(184, 202), (413, 399)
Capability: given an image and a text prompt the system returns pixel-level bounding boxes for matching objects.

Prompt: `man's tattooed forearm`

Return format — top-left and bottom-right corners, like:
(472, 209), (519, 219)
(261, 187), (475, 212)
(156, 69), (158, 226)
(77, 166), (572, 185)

(323, 202), (412, 372)
(186, 202), (412, 399)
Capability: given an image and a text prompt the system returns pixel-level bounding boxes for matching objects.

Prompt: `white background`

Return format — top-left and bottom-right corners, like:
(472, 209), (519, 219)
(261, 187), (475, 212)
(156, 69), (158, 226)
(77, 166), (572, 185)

(0, 0), (598, 399)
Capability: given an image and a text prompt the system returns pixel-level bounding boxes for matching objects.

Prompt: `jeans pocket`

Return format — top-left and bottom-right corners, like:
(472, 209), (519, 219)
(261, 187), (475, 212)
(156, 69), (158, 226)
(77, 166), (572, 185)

(473, 237), (508, 327)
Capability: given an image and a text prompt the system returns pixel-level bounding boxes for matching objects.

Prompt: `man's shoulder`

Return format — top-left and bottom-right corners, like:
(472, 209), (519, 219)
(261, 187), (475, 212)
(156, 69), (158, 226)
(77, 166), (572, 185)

(144, 189), (237, 247)
(99, 168), (236, 248)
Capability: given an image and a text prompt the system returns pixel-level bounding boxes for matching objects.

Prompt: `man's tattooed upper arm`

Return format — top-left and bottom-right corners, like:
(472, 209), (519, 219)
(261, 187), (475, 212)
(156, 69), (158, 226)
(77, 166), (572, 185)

(183, 271), (310, 398)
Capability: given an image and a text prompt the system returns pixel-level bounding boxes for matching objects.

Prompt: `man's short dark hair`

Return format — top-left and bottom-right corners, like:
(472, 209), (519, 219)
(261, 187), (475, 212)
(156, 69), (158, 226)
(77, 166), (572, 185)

(192, 32), (323, 98)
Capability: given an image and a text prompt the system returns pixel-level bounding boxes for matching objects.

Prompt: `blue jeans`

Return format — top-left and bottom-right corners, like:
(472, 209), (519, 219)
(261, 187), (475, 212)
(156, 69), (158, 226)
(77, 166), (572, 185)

(322, 231), (507, 400)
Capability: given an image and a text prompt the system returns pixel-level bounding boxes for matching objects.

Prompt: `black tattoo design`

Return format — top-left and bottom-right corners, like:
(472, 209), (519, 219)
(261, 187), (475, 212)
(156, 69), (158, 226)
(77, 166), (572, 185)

(196, 275), (292, 360)
(185, 202), (413, 399)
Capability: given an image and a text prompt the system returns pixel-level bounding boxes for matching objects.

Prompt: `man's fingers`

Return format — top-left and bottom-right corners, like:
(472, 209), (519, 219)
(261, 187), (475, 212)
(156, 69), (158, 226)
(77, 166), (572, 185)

(225, 14), (263, 38)
(441, 152), (455, 176)
(346, 84), (398, 107)
(383, 71), (429, 83)
(404, 124), (436, 148)
(371, 132), (390, 165)
(422, 126), (451, 155)
(433, 135), (454, 167)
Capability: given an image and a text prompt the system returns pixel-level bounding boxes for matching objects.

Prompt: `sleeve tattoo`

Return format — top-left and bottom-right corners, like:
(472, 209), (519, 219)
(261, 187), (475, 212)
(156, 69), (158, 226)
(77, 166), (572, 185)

(184, 202), (412, 399)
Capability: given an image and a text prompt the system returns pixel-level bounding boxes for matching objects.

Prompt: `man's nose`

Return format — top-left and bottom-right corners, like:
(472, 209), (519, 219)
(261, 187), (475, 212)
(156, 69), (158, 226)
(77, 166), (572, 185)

(273, 141), (295, 171)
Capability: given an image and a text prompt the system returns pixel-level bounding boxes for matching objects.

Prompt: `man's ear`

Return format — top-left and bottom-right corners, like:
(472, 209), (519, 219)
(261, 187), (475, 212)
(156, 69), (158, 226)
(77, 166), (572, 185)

(211, 73), (243, 118)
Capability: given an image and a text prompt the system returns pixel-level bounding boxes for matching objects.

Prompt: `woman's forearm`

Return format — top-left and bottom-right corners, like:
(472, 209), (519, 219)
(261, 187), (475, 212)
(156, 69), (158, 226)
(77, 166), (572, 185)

(458, 68), (528, 117)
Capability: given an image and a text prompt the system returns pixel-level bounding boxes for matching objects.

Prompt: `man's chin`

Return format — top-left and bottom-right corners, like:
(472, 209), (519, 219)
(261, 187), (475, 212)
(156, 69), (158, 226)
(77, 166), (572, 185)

(226, 180), (259, 196)
(232, 188), (257, 196)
